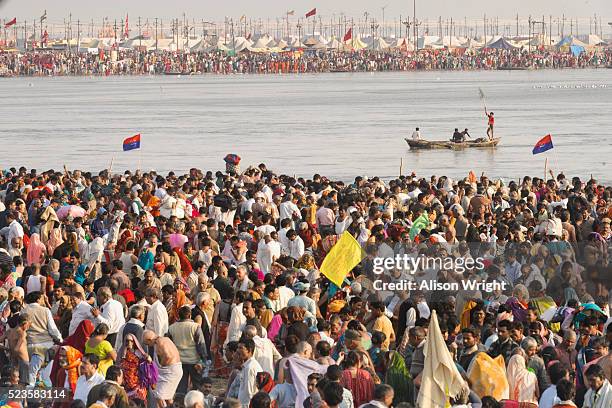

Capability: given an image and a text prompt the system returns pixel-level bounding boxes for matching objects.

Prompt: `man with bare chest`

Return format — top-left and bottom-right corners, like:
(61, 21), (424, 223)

(143, 330), (183, 408)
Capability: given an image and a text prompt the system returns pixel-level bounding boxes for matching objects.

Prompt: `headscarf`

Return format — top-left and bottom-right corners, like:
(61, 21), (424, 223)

(174, 248), (193, 277)
(384, 351), (415, 405)
(118, 333), (148, 361)
(26, 233), (45, 265)
(46, 227), (64, 255)
(256, 371), (276, 393)
(460, 299), (478, 329)
(506, 354), (538, 404)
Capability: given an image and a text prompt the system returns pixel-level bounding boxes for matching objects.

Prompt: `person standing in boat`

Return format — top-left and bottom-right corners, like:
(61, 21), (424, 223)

(462, 128), (471, 140)
(411, 127), (422, 140)
(485, 109), (495, 140)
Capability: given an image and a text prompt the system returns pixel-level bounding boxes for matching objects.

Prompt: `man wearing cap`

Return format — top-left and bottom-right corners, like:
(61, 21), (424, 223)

(287, 281), (317, 320)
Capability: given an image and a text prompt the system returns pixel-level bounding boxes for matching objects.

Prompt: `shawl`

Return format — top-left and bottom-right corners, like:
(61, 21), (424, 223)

(53, 345), (82, 393)
(460, 299), (478, 329)
(385, 350), (415, 405)
(26, 233), (46, 265)
(467, 352), (509, 400)
(506, 297), (529, 322)
(287, 355), (327, 408)
(174, 248), (193, 278)
(46, 228), (64, 255)
(50, 320), (95, 389)
(506, 354), (538, 404)
(39, 205), (59, 243)
(256, 371), (276, 393)
(118, 332), (147, 361)
(583, 379), (612, 408)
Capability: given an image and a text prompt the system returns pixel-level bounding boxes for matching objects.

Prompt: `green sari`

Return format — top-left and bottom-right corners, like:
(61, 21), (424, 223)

(384, 350), (415, 405)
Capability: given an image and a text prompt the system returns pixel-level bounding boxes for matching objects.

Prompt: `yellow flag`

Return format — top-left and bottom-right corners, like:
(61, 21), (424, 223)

(320, 231), (364, 288)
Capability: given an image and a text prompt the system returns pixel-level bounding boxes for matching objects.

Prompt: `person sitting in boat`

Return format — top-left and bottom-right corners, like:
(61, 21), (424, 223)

(452, 128), (464, 143)
(411, 127), (422, 140)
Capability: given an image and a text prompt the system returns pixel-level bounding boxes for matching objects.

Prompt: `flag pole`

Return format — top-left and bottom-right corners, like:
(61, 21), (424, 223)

(544, 156), (548, 181)
(399, 158), (403, 177)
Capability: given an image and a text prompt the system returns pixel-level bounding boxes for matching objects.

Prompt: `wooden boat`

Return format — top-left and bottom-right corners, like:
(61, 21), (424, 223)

(497, 66), (530, 71)
(405, 137), (501, 150)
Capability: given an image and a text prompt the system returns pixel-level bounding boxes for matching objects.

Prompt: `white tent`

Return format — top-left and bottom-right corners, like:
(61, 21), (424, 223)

(230, 36), (253, 52)
(367, 37), (391, 50)
(190, 39), (210, 52)
(276, 39), (289, 49)
(418, 35), (443, 49)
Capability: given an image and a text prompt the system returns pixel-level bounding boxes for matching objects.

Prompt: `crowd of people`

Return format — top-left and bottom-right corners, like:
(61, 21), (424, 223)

(0, 161), (610, 408)
(0, 47), (611, 76)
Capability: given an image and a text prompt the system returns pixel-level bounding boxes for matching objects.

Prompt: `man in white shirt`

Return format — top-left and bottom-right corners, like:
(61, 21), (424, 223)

(224, 300), (246, 347)
(285, 230), (304, 261)
(69, 289), (93, 336)
(276, 274), (295, 310)
(145, 288), (169, 337)
(256, 215), (276, 236)
(6, 212), (24, 250)
(73, 354), (105, 404)
(237, 339), (263, 407)
(243, 325), (282, 377)
(278, 219), (291, 249)
(92, 287), (125, 346)
(279, 194), (301, 225)
(412, 127), (422, 140)
(233, 265), (252, 292)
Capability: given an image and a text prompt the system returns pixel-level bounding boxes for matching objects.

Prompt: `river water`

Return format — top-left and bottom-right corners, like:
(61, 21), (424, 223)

(1, 69), (610, 182)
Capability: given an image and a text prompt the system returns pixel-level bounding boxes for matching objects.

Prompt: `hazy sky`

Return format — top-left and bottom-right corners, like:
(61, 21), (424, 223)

(1, 0), (611, 22)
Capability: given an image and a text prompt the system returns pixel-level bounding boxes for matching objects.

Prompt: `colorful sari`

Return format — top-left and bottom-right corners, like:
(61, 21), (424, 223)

(119, 333), (148, 402)
(384, 351), (415, 405)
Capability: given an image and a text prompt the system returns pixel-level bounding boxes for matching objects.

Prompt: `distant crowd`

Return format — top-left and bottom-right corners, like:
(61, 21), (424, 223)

(0, 48), (611, 76)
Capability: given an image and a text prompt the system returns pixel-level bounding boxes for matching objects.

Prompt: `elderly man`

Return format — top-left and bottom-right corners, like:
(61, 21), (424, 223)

(242, 325), (282, 377)
(91, 286), (125, 346)
(232, 265), (251, 292)
(168, 306), (208, 394)
(145, 287), (169, 337)
(192, 291), (212, 357)
(184, 390), (205, 408)
(143, 330), (183, 408)
(114, 304), (146, 351)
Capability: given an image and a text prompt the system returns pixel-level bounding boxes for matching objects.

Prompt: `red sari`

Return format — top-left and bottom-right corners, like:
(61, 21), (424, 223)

(340, 368), (375, 408)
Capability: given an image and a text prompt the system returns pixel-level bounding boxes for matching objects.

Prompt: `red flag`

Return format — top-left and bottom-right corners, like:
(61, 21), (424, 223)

(305, 8), (317, 18)
(124, 14), (129, 38)
(343, 28), (352, 42)
(4, 18), (17, 28)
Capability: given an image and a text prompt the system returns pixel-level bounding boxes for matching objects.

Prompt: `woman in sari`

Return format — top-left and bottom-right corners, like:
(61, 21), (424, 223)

(506, 354), (539, 405)
(46, 225), (64, 257)
(118, 333), (150, 403)
(340, 350), (375, 408)
(27, 233), (47, 266)
(384, 350), (415, 405)
(84, 323), (117, 376)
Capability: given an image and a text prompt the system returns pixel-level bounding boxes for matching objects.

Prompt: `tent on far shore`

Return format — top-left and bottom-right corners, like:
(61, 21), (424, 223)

(486, 37), (519, 50)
